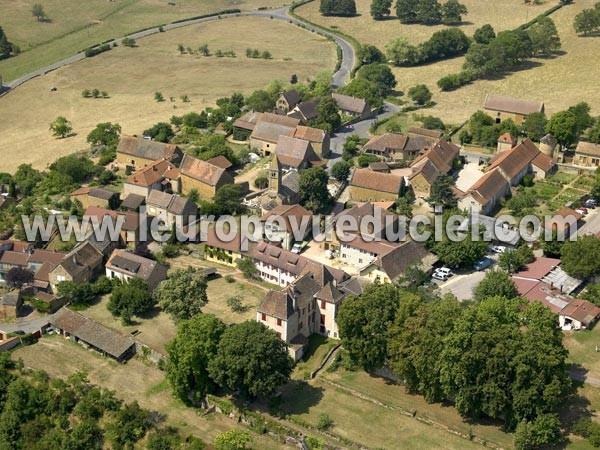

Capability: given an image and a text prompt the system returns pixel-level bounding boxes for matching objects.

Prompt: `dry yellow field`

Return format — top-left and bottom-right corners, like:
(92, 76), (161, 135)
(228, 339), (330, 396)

(0, 16), (336, 172)
(297, 0), (600, 124)
(390, 0), (600, 123)
(295, 0), (547, 47)
(0, 0), (286, 80)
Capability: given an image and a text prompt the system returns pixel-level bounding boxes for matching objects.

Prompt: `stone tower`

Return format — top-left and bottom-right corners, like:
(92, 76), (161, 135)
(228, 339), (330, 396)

(269, 155), (282, 194)
(540, 134), (557, 157)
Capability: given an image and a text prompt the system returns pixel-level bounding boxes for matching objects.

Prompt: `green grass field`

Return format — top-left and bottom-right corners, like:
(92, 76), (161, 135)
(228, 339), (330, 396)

(0, 0), (286, 81)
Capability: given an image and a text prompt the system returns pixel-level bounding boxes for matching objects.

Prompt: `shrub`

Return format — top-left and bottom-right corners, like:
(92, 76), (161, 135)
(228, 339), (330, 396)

(224, 274), (235, 283)
(316, 413), (334, 430)
(437, 71), (474, 91)
(84, 44), (111, 57)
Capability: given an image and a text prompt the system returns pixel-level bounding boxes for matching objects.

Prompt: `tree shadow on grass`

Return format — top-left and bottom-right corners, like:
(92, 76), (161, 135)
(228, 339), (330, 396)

(252, 380), (324, 416)
(557, 365), (594, 449)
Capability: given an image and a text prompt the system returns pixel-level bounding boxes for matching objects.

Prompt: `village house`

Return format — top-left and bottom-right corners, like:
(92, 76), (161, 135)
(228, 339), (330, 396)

(48, 241), (104, 291)
(179, 154), (234, 199)
(482, 94), (545, 125)
(252, 241), (310, 287)
(359, 240), (437, 283)
(205, 155), (234, 172)
(349, 168), (403, 202)
(204, 225), (255, 267)
(250, 121), (296, 155)
(408, 139), (460, 198)
(486, 138), (556, 185)
(0, 291), (22, 320)
(368, 161), (390, 173)
(233, 111), (300, 142)
(407, 127), (443, 142)
(146, 190), (198, 228)
(116, 135), (182, 171)
(260, 204), (313, 251)
(257, 260), (358, 360)
(363, 133), (429, 161)
(273, 136), (323, 171)
(122, 158), (177, 199)
(287, 99), (320, 123)
(49, 307), (136, 362)
(83, 206), (143, 248)
(120, 193), (146, 213)
(559, 299), (600, 331)
(69, 186), (120, 210)
(105, 249), (168, 289)
(496, 132), (517, 153)
(292, 125), (331, 158)
(332, 93), (371, 119)
(276, 89), (301, 113)
(574, 141), (600, 167)
(458, 168), (511, 215)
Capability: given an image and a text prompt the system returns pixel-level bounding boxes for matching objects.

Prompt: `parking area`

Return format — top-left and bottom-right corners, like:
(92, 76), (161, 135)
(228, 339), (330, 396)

(434, 251), (501, 301)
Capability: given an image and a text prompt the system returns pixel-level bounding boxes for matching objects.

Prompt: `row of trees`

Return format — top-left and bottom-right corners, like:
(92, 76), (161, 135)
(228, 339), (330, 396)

(395, 0), (467, 24)
(166, 314), (293, 403)
(336, 281), (571, 443)
(320, 0), (357, 16)
(439, 18), (561, 90)
(386, 28), (471, 66)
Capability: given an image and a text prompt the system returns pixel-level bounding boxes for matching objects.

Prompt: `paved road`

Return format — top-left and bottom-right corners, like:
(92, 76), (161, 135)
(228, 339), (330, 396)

(2, 6), (355, 91)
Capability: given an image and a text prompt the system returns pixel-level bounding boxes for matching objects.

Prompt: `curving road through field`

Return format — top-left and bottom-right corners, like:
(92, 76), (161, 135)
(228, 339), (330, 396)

(1, 6), (355, 91)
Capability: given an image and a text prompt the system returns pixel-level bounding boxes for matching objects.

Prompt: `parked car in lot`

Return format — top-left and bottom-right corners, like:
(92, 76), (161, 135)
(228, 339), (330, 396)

(474, 257), (492, 271)
(585, 199), (597, 208)
(291, 243), (303, 254)
(491, 245), (507, 253)
(576, 207), (588, 215)
(435, 267), (452, 277)
(432, 271), (451, 281)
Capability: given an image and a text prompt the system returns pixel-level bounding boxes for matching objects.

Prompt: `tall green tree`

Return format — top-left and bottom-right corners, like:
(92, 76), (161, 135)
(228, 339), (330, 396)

(320, 0), (357, 16)
(357, 63), (397, 97)
(371, 0), (392, 19)
(108, 278), (155, 325)
(154, 268), (208, 322)
(0, 26), (13, 59)
(87, 122), (121, 148)
(166, 314), (226, 403)
(31, 4), (48, 21)
(441, 0), (467, 24)
(521, 112), (547, 141)
(408, 84), (432, 105)
(545, 110), (578, 147)
(208, 321), (293, 397)
(342, 78), (382, 107)
(415, 0), (442, 24)
(388, 297), (463, 402)
(574, 8), (600, 35)
(298, 166), (332, 214)
(527, 16), (561, 56)
(337, 284), (422, 370)
(396, 0), (419, 22)
(428, 174), (457, 209)
(473, 24), (496, 44)
(49, 116), (72, 138)
(313, 96), (341, 132)
(560, 235), (600, 278)
(474, 270), (518, 301)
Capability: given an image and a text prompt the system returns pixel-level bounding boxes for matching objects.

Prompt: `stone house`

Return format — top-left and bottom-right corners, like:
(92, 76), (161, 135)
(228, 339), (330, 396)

(105, 249), (168, 289)
(292, 125), (331, 158)
(203, 225), (255, 267)
(497, 132), (517, 153)
(116, 135), (182, 171)
(260, 204), (313, 251)
(486, 138), (556, 185)
(70, 186), (120, 210)
(363, 133), (428, 161)
(233, 111), (299, 142)
(83, 206), (143, 249)
(0, 291), (22, 320)
(276, 90), (301, 113)
(287, 99), (320, 123)
(574, 141), (600, 167)
(146, 190), (197, 228)
(122, 158), (177, 199)
(332, 93), (371, 119)
(250, 122), (296, 155)
(179, 154), (234, 199)
(273, 136), (323, 171)
(48, 242), (103, 291)
(458, 168), (511, 215)
(252, 241), (309, 287)
(349, 168), (403, 202)
(482, 94), (544, 125)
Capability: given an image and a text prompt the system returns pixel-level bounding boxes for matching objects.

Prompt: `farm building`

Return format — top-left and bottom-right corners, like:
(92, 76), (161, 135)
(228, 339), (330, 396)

(70, 186), (120, 210)
(349, 168), (403, 202)
(49, 308), (136, 362)
(105, 249), (168, 289)
(574, 141), (600, 168)
(332, 93), (371, 119)
(116, 135), (182, 171)
(179, 154), (234, 200)
(482, 94), (544, 125)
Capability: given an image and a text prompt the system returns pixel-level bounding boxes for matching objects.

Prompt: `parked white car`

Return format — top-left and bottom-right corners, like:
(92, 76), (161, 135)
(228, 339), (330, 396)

(432, 272), (450, 281)
(491, 245), (507, 253)
(435, 267), (452, 276)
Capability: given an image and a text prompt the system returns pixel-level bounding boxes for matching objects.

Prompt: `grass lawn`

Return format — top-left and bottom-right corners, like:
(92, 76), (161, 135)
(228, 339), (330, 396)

(82, 294), (177, 354)
(0, 0), (286, 81)
(292, 334), (338, 380)
(320, 369), (514, 449)
(279, 375), (487, 449)
(0, 15), (336, 172)
(12, 335), (283, 449)
(564, 326), (600, 380)
(573, 175), (596, 192)
(203, 276), (266, 324)
(298, 0), (600, 124)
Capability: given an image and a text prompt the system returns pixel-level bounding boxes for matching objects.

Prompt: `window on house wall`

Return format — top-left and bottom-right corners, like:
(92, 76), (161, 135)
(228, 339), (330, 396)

(277, 318), (282, 326)
(276, 332), (281, 339)
(321, 300), (326, 309)
(261, 313), (266, 321)
(320, 314), (325, 325)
